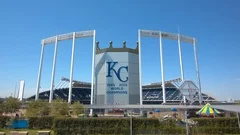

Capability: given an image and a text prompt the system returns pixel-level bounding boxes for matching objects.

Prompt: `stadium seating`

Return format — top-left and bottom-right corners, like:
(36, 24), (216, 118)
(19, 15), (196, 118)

(28, 85), (216, 104)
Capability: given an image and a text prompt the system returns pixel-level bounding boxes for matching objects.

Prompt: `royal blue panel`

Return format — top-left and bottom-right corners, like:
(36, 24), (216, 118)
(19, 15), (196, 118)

(155, 109), (160, 112)
(10, 120), (28, 129)
(171, 108), (177, 111)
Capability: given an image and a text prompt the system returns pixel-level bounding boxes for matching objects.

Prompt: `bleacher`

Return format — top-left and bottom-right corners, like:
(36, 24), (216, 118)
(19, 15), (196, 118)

(28, 85), (216, 104)
(28, 88), (91, 104)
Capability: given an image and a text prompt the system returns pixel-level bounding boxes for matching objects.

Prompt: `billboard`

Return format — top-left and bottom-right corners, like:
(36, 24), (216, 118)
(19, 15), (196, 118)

(95, 51), (139, 105)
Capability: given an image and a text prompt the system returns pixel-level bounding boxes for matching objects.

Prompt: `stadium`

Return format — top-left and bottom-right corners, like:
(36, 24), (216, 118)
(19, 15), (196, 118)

(27, 30), (217, 108)
(28, 77), (216, 105)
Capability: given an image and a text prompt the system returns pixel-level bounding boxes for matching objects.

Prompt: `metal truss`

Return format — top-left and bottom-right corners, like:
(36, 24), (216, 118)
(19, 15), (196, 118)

(43, 30), (94, 45)
(150, 78), (182, 87)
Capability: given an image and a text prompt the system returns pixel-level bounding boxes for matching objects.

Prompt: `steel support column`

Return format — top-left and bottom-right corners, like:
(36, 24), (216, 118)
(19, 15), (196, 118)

(160, 32), (166, 103)
(35, 40), (45, 100)
(138, 30), (143, 105)
(193, 39), (202, 104)
(90, 30), (96, 115)
(178, 34), (184, 81)
(68, 32), (76, 103)
(49, 37), (58, 103)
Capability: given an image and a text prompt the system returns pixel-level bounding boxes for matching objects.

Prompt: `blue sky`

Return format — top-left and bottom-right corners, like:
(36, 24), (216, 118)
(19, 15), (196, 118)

(0, 0), (239, 100)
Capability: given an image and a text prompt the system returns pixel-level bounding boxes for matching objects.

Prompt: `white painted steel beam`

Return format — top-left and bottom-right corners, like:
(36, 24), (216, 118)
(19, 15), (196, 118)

(193, 39), (202, 104)
(90, 30), (96, 115)
(178, 34), (184, 81)
(68, 32), (76, 103)
(139, 29), (195, 44)
(43, 30), (94, 45)
(138, 30), (143, 105)
(36, 30), (95, 102)
(159, 32), (166, 103)
(49, 37), (58, 103)
(35, 41), (45, 100)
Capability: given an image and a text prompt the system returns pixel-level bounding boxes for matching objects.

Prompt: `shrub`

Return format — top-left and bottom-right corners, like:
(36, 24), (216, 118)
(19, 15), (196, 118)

(191, 117), (239, 127)
(2, 97), (21, 114)
(25, 100), (50, 117)
(71, 102), (85, 116)
(53, 117), (130, 135)
(190, 117), (240, 134)
(192, 127), (240, 134)
(52, 117), (240, 134)
(132, 118), (176, 129)
(53, 117), (185, 135)
(50, 99), (69, 116)
(0, 116), (10, 128)
(0, 101), (4, 115)
(28, 116), (55, 129)
(92, 114), (98, 117)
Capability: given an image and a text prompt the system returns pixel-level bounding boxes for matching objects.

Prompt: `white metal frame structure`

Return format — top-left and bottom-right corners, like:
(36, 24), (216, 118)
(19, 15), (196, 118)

(35, 30), (96, 104)
(179, 80), (201, 105)
(138, 29), (202, 104)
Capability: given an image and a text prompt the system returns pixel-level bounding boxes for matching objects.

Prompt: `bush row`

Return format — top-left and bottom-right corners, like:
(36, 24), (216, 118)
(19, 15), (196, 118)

(192, 127), (240, 134)
(192, 117), (239, 127)
(53, 118), (130, 135)
(53, 117), (185, 135)
(0, 116), (10, 128)
(54, 128), (187, 135)
(52, 117), (240, 135)
(28, 116), (54, 129)
(2, 116), (240, 134)
(132, 118), (176, 129)
(133, 127), (186, 135)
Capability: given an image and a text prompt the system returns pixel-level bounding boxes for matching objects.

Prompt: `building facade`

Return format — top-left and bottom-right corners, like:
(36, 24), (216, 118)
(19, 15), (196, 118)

(94, 41), (140, 105)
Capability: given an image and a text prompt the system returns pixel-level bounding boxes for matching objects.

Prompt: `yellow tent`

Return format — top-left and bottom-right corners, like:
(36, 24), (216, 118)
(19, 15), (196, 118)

(197, 103), (221, 115)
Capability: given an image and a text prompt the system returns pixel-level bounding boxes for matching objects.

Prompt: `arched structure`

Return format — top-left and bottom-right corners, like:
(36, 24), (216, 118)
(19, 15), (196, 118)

(35, 29), (203, 107)
(35, 30), (96, 104)
(138, 30), (202, 104)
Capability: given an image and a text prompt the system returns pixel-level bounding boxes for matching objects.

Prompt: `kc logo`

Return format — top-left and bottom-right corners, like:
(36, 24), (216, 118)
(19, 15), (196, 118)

(106, 62), (128, 82)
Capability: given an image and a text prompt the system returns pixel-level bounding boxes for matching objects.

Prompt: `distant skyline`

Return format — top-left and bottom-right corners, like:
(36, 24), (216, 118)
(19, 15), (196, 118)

(0, 0), (239, 101)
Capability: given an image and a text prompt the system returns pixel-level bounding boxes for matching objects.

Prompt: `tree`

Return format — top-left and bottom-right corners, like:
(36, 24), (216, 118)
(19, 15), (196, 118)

(25, 100), (50, 117)
(71, 101), (85, 116)
(0, 100), (4, 115)
(3, 97), (21, 114)
(50, 99), (69, 116)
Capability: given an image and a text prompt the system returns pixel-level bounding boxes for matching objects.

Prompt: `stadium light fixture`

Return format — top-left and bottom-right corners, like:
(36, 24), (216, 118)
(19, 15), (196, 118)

(35, 30), (96, 107)
(138, 29), (202, 104)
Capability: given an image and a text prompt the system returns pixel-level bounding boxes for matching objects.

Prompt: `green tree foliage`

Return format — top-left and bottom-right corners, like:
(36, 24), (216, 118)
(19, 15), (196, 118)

(71, 101), (85, 116)
(2, 97), (21, 114)
(0, 116), (10, 128)
(50, 99), (69, 116)
(25, 100), (50, 117)
(52, 117), (240, 135)
(28, 116), (54, 129)
(53, 118), (187, 135)
(0, 100), (4, 115)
